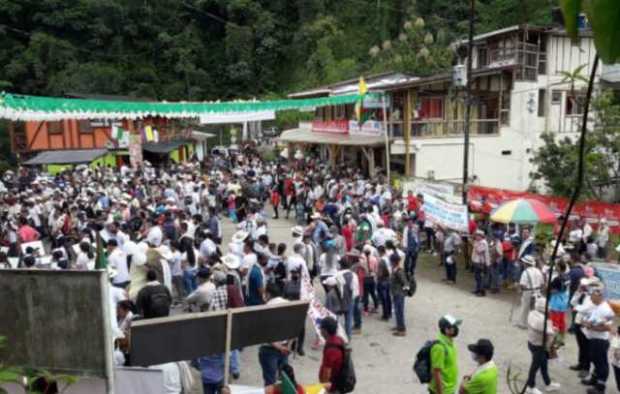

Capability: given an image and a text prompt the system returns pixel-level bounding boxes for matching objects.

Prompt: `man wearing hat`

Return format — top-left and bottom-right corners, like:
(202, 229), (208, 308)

(459, 339), (497, 394)
(515, 255), (544, 329)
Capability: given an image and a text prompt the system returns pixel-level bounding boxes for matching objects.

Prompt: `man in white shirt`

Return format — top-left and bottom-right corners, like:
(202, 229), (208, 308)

(515, 255), (544, 329)
(199, 233), (218, 262)
(581, 285), (614, 392)
(337, 257), (360, 339)
(107, 239), (130, 288)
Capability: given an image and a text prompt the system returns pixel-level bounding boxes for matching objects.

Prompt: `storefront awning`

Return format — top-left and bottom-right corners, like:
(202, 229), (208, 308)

(0, 92), (380, 121)
(191, 131), (216, 141)
(279, 128), (385, 147)
(23, 149), (108, 165)
(143, 139), (192, 154)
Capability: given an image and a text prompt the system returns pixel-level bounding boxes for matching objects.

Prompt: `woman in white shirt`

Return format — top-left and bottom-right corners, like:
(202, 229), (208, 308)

(319, 241), (340, 289)
(75, 241), (95, 270)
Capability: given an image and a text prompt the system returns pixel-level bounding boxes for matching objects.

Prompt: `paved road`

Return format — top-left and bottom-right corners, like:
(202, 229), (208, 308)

(189, 213), (588, 394)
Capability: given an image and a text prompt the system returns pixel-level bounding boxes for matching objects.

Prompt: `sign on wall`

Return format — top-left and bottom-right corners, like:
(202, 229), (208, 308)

(312, 120), (349, 134)
(348, 120), (384, 136)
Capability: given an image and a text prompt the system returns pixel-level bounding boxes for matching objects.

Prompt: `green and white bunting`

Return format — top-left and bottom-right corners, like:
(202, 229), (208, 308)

(0, 92), (382, 121)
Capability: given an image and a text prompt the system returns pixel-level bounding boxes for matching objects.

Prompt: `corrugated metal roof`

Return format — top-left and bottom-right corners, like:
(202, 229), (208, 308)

(23, 149), (108, 165)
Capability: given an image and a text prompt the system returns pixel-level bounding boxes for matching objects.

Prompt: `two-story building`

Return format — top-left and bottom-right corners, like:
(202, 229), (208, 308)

(285, 23), (618, 191)
(10, 93), (199, 173)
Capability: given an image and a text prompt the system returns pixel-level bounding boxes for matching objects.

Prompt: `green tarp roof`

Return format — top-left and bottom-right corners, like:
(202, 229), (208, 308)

(0, 92), (379, 121)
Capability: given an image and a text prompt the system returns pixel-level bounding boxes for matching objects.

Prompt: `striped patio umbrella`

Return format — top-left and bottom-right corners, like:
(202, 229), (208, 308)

(490, 198), (557, 224)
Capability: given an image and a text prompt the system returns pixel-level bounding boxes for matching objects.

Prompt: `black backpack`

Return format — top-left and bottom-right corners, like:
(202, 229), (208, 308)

(413, 340), (445, 384)
(325, 343), (356, 393)
(147, 286), (171, 318)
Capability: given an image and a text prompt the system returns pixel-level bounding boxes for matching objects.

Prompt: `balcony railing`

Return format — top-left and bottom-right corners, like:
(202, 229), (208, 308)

(411, 119), (500, 138)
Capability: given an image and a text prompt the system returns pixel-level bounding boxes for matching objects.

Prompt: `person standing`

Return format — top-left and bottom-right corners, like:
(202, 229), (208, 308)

(390, 253), (409, 337)
(258, 283), (291, 387)
(515, 256), (544, 329)
(443, 230), (461, 284)
(318, 316), (345, 394)
(336, 257), (359, 339)
(459, 339), (498, 394)
(596, 218), (610, 259)
(581, 284), (615, 394)
(471, 230), (490, 297)
(570, 277), (598, 378)
(402, 217), (419, 278)
(525, 297), (560, 394)
(376, 245), (392, 321)
(107, 239), (130, 288)
(430, 315), (461, 394)
(136, 269), (173, 319)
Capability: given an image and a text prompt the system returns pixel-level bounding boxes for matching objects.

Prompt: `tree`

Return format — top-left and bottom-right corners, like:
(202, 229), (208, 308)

(530, 90), (620, 201)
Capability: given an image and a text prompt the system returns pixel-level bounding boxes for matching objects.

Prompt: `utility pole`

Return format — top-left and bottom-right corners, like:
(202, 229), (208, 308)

(462, 0), (475, 205)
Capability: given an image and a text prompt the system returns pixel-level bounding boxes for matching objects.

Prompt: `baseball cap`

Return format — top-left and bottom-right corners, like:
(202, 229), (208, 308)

(467, 339), (494, 359)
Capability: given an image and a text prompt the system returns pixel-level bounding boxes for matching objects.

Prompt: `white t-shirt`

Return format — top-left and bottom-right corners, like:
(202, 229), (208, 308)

(109, 248), (129, 284)
(242, 253), (258, 271)
(151, 363), (182, 394)
(584, 301), (614, 340)
(286, 254), (306, 277)
(319, 253), (340, 277)
(519, 267), (544, 290)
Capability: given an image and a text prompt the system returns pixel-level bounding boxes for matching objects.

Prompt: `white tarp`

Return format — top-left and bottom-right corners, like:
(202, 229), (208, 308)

(421, 192), (469, 233)
(199, 111), (275, 124)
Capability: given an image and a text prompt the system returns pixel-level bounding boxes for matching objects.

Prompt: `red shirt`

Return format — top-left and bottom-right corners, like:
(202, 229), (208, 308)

(502, 240), (516, 261)
(407, 195), (419, 212)
(342, 225), (354, 251)
(320, 335), (345, 390)
(18, 225), (39, 242)
(468, 219), (478, 235)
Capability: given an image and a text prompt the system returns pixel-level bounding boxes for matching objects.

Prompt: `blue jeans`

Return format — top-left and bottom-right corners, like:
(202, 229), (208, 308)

(512, 261), (522, 283)
(183, 269), (197, 294)
(473, 264), (485, 293)
(353, 296), (362, 330)
(258, 346), (288, 386)
(377, 281), (392, 319)
(230, 349), (240, 375)
(404, 251), (418, 277)
(393, 294), (406, 331)
(500, 258), (513, 282)
(203, 382), (223, 394)
(485, 264), (500, 290)
(344, 300), (354, 338)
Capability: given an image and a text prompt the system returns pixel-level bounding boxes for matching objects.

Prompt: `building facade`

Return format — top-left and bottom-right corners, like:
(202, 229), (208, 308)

(286, 24), (616, 191)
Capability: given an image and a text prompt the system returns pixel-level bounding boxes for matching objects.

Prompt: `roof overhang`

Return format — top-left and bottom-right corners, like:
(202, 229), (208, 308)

(278, 128), (385, 147)
(23, 149), (108, 165)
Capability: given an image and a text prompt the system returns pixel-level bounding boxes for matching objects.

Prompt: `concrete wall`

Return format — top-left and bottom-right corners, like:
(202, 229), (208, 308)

(0, 270), (112, 379)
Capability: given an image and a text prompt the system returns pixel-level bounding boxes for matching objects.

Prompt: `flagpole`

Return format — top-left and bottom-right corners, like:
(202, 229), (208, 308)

(381, 93), (390, 181)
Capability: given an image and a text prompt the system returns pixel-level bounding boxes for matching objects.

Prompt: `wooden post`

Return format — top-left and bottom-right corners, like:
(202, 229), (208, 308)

(404, 89), (412, 177)
(381, 95), (390, 181)
(223, 309), (233, 386)
(8, 121), (15, 153)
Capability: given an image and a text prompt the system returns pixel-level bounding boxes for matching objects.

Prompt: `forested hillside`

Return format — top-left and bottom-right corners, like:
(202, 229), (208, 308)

(0, 0), (554, 100)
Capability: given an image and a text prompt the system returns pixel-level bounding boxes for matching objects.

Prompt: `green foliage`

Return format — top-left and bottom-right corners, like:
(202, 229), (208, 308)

(0, 336), (78, 394)
(0, 0), (563, 101)
(531, 90), (620, 200)
(560, 0), (620, 63)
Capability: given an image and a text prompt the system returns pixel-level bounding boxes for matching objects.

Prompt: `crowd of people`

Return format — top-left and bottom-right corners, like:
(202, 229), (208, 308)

(1, 144), (619, 394)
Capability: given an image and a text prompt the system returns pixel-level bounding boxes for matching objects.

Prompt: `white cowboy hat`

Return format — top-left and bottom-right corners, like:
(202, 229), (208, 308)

(291, 226), (304, 237)
(222, 254), (241, 270)
(232, 230), (249, 244)
(521, 255), (536, 266)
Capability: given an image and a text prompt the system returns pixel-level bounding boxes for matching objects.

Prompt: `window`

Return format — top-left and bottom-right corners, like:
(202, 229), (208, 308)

(78, 119), (93, 133)
(419, 97), (444, 119)
(47, 121), (63, 134)
(566, 94), (586, 116)
(538, 89), (546, 117)
(551, 90), (562, 104)
(478, 47), (488, 68)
